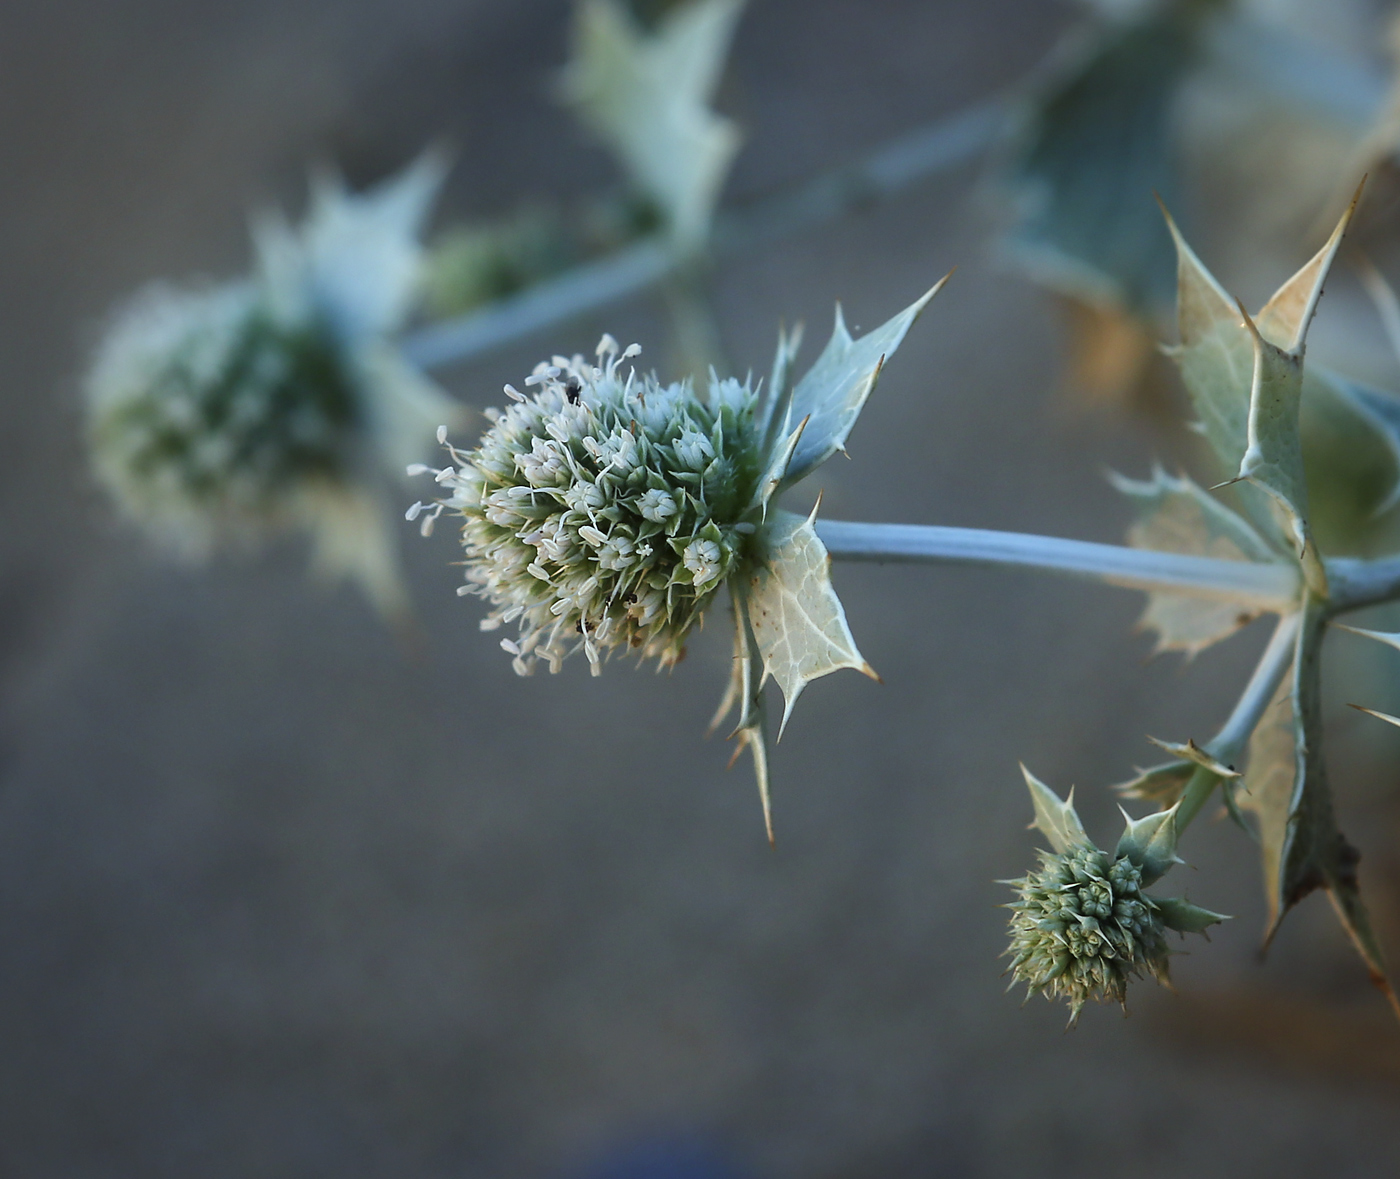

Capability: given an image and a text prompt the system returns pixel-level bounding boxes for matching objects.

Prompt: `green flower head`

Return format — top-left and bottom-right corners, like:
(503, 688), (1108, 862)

(1006, 766), (1225, 1022)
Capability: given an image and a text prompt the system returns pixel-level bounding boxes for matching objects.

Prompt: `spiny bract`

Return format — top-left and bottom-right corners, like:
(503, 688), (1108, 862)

(1005, 843), (1170, 1021)
(417, 335), (765, 674)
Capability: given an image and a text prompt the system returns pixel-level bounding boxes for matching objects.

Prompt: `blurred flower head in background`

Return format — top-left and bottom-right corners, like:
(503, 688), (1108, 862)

(86, 154), (460, 619)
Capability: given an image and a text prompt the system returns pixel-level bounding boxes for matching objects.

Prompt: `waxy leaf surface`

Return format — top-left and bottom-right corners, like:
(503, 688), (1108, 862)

(745, 507), (874, 736)
(778, 280), (946, 488)
(1022, 765), (1088, 855)
(562, 0), (744, 249)
(1112, 467), (1281, 654)
(1001, 2), (1208, 315)
(1242, 608), (1398, 1013)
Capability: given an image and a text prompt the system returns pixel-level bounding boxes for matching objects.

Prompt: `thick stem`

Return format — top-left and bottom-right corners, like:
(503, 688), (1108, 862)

(1174, 765), (1221, 832)
(815, 520), (1299, 607)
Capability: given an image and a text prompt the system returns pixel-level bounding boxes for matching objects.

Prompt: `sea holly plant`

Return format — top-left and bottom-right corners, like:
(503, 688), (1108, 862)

(417, 178), (1400, 1021)
(86, 155), (459, 620)
(1005, 767), (1226, 1023)
(412, 277), (946, 842)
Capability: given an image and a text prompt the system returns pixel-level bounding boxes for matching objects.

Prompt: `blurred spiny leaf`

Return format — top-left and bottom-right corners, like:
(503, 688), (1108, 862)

(562, 0), (745, 251)
(1111, 465), (1280, 655)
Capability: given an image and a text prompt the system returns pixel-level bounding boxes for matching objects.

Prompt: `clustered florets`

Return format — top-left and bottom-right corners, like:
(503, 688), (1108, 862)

(416, 335), (764, 674)
(1005, 842), (1171, 1020)
(87, 284), (361, 547)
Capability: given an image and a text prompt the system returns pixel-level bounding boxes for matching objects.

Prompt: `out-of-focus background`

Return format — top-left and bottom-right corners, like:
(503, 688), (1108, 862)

(4, 0), (1400, 1175)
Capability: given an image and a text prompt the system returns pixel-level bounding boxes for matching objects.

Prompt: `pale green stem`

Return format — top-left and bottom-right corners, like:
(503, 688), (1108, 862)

(1170, 610), (1299, 833)
(400, 99), (1004, 371)
(1174, 765), (1221, 833)
(814, 520), (1299, 608)
(1207, 610), (1301, 767)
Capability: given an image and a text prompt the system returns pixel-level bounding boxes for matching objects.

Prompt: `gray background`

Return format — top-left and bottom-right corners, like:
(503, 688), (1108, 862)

(3, 1), (1400, 1176)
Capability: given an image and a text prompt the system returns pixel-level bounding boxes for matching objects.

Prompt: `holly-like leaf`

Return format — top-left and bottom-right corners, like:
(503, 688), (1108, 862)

(1116, 804), (1182, 887)
(1021, 765), (1089, 855)
(1234, 673), (1295, 931)
(255, 151), (449, 345)
(776, 278), (948, 489)
(757, 322), (804, 455)
(1115, 759), (1193, 807)
(561, 0), (745, 250)
(999, 2), (1212, 317)
(711, 589), (774, 844)
(1146, 735), (1240, 780)
(1165, 212), (1291, 547)
(751, 415), (807, 518)
(1312, 368), (1400, 516)
(1165, 192), (1359, 588)
(1111, 466), (1282, 654)
(744, 504), (876, 737)
(1252, 605), (1399, 1013)
(1233, 305), (1326, 591)
(1154, 896), (1229, 935)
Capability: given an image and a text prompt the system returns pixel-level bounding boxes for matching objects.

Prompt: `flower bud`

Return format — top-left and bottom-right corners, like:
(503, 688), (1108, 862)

(1005, 842), (1171, 1022)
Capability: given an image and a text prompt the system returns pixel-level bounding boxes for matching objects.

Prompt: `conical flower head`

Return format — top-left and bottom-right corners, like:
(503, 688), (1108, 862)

(1006, 842), (1171, 1021)
(1007, 767), (1225, 1021)
(423, 336), (764, 674)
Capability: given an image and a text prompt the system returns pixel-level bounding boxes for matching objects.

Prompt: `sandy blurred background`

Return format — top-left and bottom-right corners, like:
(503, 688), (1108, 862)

(3, 1), (1400, 1175)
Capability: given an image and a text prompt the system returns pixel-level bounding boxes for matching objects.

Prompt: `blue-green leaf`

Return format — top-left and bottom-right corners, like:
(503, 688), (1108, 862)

(745, 505), (876, 737)
(1021, 765), (1089, 855)
(777, 278), (947, 488)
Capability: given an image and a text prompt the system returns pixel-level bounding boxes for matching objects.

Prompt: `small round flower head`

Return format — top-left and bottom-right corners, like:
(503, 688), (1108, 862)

(87, 155), (457, 613)
(424, 335), (764, 674)
(1005, 842), (1170, 1021)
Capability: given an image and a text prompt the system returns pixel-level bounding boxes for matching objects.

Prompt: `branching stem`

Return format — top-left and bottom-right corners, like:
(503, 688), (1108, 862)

(1208, 611), (1301, 766)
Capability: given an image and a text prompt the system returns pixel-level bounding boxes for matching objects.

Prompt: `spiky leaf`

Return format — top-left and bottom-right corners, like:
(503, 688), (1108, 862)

(1234, 306), (1324, 589)
(1112, 466), (1281, 654)
(1000, 2), (1211, 316)
(1115, 759), (1194, 807)
(711, 589), (773, 844)
(561, 0), (745, 250)
(777, 280), (947, 488)
(1235, 673), (1295, 930)
(1146, 735), (1240, 780)
(1166, 193), (1358, 589)
(1166, 215), (1292, 547)
(1116, 804), (1181, 886)
(744, 505), (876, 738)
(1155, 896), (1228, 935)
(1021, 765), (1089, 855)
(1249, 605), (1398, 1011)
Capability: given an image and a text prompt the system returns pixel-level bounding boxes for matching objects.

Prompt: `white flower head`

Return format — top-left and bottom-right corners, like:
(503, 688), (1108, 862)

(419, 278), (947, 837)
(431, 337), (759, 674)
(87, 153), (459, 617)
